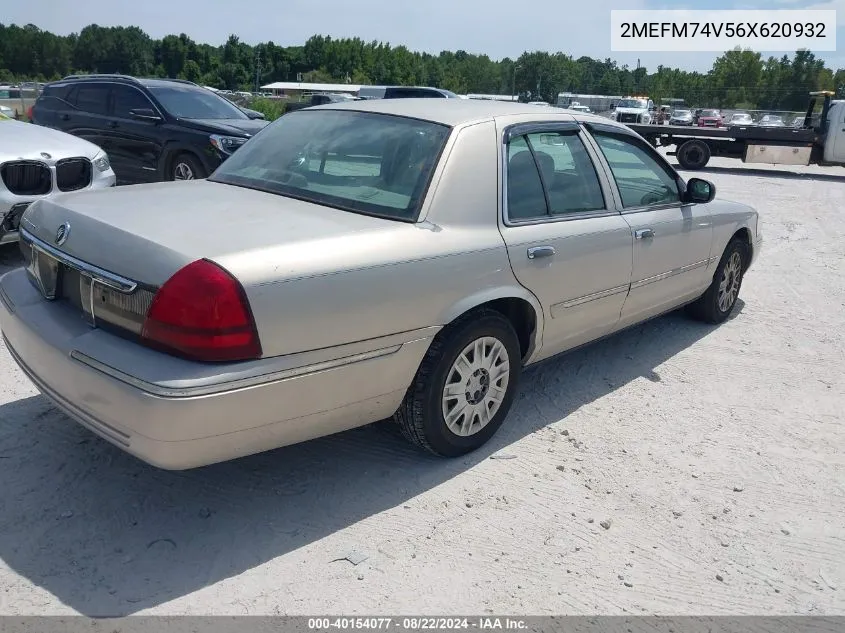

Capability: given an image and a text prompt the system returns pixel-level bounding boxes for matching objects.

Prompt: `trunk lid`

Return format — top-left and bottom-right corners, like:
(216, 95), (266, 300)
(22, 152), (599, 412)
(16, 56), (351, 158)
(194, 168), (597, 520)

(22, 180), (412, 286)
(20, 179), (412, 344)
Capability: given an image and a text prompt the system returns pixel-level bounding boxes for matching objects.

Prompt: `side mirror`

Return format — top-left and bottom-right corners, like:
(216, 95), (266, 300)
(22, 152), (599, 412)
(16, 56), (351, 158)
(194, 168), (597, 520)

(684, 177), (715, 203)
(243, 108), (266, 120)
(129, 108), (162, 122)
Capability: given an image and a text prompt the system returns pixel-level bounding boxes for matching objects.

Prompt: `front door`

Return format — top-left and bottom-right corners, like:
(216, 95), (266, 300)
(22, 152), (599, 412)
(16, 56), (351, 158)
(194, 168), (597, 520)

(586, 125), (714, 328)
(497, 122), (633, 361)
(105, 84), (163, 184)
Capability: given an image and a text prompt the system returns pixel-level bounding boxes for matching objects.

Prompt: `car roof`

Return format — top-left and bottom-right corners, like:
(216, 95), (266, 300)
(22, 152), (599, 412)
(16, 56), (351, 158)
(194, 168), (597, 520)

(305, 98), (615, 128)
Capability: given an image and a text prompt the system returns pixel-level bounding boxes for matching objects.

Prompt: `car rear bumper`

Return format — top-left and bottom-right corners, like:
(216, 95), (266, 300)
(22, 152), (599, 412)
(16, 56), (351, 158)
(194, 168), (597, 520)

(0, 268), (434, 469)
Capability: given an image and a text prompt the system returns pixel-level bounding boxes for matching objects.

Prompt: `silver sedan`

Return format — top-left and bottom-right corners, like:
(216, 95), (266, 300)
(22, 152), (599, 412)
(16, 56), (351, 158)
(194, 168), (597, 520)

(0, 99), (762, 469)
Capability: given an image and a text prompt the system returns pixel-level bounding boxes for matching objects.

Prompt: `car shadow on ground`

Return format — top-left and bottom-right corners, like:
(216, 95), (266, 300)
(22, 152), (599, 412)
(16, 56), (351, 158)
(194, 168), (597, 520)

(0, 301), (743, 616)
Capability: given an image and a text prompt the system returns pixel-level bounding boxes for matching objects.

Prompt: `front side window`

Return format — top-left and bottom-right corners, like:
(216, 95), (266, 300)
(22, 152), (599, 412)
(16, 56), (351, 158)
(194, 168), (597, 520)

(209, 110), (451, 221)
(591, 132), (681, 208)
(112, 85), (155, 118)
(147, 85), (247, 120)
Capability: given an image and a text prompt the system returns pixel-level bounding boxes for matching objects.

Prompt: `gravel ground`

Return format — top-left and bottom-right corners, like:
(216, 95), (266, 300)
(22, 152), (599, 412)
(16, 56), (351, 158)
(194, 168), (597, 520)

(0, 154), (843, 616)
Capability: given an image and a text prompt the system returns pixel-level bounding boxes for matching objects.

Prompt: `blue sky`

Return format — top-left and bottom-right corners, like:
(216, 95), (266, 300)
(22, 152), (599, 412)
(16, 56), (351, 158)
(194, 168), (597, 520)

(4, 0), (843, 72)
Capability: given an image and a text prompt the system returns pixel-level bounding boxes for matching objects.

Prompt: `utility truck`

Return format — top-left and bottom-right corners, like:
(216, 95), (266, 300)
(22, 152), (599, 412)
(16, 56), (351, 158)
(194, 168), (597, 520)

(626, 92), (845, 170)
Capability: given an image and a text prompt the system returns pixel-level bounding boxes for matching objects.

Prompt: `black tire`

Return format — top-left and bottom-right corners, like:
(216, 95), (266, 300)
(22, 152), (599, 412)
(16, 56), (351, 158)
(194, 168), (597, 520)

(170, 153), (206, 181)
(394, 309), (522, 457)
(677, 139), (711, 170)
(687, 239), (747, 324)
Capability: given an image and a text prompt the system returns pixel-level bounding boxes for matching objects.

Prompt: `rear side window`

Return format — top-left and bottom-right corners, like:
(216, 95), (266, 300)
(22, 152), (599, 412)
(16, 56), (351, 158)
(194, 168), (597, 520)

(525, 132), (605, 214)
(506, 136), (547, 220)
(506, 131), (606, 221)
(73, 84), (110, 115)
(42, 85), (68, 99)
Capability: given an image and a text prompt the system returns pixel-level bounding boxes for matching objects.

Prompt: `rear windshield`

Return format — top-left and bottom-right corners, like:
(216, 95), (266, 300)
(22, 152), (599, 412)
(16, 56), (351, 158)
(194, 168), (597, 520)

(209, 109), (451, 221)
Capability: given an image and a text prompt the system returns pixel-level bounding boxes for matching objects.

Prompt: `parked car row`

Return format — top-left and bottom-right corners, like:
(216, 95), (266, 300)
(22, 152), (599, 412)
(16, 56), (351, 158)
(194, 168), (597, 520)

(663, 107), (799, 129)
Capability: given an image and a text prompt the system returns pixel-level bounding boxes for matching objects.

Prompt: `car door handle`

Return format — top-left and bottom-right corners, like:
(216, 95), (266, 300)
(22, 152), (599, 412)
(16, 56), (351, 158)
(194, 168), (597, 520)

(107, 121), (119, 128)
(527, 246), (556, 259)
(635, 229), (655, 240)
(60, 114), (70, 121)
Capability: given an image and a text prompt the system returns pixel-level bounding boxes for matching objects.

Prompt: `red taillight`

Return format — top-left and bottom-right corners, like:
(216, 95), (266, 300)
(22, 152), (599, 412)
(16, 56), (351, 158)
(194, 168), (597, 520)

(141, 259), (262, 362)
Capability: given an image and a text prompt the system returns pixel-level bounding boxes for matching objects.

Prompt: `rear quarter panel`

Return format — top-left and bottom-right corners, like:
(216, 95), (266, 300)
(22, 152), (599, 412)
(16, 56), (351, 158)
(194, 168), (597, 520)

(217, 120), (542, 359)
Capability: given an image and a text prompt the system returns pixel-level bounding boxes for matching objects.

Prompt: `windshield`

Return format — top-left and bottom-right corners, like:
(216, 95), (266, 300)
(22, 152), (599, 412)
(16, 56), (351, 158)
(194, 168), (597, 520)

(209, 109), (451, 221)
(147, 85), (248, 120)
(618, 99), (647, 109)
(700, 110), (720, 117)
(673, 110), (691, 116)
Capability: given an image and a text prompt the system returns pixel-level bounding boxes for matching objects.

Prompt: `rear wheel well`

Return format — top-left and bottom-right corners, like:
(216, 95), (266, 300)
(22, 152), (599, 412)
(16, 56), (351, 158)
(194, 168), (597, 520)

(446, 298), (537, 362)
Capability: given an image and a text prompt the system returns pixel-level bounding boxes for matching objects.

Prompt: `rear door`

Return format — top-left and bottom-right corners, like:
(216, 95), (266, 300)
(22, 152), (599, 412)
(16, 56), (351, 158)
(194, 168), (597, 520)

(497, 121), (633, 360)
(584, 123), (714, 328)
(31, 83), (75, 127)
(62, 82), (111, 149)
(106, 84), (164, 184)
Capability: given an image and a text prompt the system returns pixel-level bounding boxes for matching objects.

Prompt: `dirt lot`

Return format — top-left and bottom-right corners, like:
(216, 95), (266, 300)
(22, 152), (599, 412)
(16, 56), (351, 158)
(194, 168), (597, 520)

(0, 154), (843, 616)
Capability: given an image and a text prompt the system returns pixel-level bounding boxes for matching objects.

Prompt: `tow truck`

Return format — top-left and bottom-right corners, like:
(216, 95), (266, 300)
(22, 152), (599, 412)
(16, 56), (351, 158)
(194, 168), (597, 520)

(625, 92), (845, 170)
